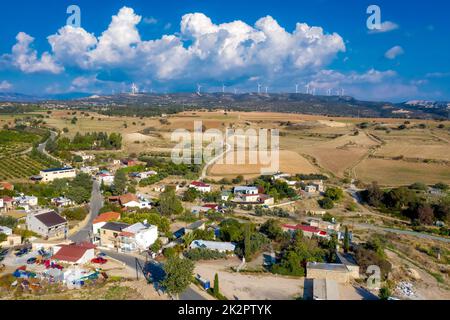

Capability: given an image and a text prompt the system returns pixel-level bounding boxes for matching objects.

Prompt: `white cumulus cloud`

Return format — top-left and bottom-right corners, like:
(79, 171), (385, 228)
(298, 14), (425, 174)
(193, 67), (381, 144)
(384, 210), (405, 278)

(3, 7), (346, 87)
(385, 45), (404, 60)
(0, 80), (12, 91)
(4, 32), (63, 74)
(369, 21), (399, 34)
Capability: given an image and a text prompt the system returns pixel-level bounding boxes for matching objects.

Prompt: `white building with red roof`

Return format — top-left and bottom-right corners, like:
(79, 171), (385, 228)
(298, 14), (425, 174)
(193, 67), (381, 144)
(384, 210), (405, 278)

(282, 224), (328, 239)
(52, 242), (96, 264)
(189, 181), (211, 193)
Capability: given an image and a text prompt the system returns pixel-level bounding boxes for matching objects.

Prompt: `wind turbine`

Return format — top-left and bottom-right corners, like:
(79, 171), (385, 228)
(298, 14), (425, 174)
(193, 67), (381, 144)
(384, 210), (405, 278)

(265, 86), (269, 94)
(234, 88), (238, 95)
(305, 84), (310, 95)
(295, 84), (299, 94)
(222, 84), (226, 94)
(131, 83), (138, 95)
(197, 84), (202, 96)
(257, 83), (262, 94)
(327, 89), (332, 96)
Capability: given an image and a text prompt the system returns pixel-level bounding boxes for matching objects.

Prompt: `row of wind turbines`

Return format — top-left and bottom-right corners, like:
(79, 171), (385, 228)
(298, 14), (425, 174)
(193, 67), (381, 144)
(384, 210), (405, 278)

(127, 82), (345, 97)
(197, 83), (345, 97)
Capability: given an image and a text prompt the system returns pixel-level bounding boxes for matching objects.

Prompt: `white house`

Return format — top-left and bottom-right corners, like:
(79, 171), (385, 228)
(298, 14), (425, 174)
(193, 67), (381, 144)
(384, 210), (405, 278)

(73, 152), (95, 162)
(136, 171), (158, 179)
(234, 186), (259, 195)
(189, 181), (211, 193)
(80, 166), (99, 175)
(305, 185), (317, 193)
(40, 167), (76, 183)
(119, 194), (152, 209)
(99, 173), (115, 186)
(52, 243), (96, 264)
(14, 195), (38, 210)
(51, 197), (74, 207)
(119, 222), (158, 252)
(234, 193), (260, 203)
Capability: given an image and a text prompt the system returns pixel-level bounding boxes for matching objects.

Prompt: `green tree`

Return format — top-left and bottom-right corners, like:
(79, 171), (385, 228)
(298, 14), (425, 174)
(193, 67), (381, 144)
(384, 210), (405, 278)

(159, 188), (184, 216)
(213, 273), (219, 297)
(324, 187), (344, 201)
(150, 239), (162, 253)
(343, 226), (350, 253)
(318, 197), (334, 209)
(244, 224), (252, 260)
(260, 219), (283, 240)
(0, 233), (7, 242)
(114, 170), (128, 195)
(161, 257), (195, 299)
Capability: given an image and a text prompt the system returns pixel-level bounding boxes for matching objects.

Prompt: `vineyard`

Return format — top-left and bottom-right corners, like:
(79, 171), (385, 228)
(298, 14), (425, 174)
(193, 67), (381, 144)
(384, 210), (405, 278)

(0, 154), (53, 181)
(0, 149), (61, 181)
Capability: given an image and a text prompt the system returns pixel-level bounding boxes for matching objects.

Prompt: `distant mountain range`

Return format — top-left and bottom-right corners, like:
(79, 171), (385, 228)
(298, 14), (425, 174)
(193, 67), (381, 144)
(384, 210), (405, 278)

(1, 91), (449, 119)
(0, 91), (92, 102)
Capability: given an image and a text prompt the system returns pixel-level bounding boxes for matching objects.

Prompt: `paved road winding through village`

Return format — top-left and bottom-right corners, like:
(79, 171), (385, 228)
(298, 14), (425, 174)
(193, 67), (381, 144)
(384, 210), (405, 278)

(69, 180), (103, 243)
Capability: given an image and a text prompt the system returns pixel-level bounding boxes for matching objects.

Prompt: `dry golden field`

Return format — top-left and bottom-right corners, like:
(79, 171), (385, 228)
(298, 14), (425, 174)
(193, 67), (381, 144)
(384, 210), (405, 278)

(33, 110), (450, 185)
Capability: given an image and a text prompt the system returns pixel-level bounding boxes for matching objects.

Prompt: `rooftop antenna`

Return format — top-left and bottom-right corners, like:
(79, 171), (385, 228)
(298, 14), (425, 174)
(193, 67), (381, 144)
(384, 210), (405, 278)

(257, 83), (262, 94)
(295, 84), (299, 94)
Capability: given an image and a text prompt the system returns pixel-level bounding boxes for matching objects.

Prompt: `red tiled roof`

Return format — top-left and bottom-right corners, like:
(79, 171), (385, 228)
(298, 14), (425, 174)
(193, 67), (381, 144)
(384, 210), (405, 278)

(282, 224), (321, 233)
(93, 212), (121, 224)
(119, 193), (139, 205)
(119, 231), (135, 237)
(190, 181), (210, 187)
(203, 204), (219, 209)
(52, 244), (94, 263)
(0, 182), (14, 190)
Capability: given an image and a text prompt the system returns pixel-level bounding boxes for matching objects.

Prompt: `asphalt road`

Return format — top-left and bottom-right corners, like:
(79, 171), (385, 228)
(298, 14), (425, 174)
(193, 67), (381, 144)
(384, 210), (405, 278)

(69, 180), (103, 243)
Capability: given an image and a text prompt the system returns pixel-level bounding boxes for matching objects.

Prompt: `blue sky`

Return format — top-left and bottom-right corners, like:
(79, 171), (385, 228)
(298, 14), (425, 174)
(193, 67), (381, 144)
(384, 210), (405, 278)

(0, 0), (449, 102)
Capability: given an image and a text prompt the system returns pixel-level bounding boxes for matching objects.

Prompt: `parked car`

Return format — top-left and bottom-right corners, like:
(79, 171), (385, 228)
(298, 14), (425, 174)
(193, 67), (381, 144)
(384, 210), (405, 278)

(15, 249), (29, 257)
(51, 263), (64, 270)
(91, 257), (108, 265)
(0, 248), (8, 256)
(27, 257), (37, 265)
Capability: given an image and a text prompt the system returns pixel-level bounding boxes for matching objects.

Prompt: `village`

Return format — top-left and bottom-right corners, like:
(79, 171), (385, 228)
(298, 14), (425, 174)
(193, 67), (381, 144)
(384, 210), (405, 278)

(0, 148), (381, 301)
